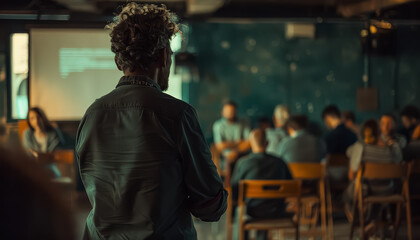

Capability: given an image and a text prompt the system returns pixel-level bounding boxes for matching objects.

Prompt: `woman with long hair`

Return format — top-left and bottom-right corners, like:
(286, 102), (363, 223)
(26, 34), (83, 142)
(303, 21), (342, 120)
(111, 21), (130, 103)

(22, 107), (65, 177)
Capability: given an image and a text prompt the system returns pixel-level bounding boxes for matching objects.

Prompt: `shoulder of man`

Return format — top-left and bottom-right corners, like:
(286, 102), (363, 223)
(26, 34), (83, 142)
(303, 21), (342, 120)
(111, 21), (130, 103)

(235, 153), (255, 168)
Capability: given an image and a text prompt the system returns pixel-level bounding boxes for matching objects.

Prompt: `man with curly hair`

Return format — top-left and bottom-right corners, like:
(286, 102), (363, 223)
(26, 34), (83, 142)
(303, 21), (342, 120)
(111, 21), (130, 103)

(75, 3), (227, 239)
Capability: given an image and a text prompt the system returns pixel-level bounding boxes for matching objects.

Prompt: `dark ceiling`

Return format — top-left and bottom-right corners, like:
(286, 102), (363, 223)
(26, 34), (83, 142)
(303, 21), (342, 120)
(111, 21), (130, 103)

(1, 0), (420, 22)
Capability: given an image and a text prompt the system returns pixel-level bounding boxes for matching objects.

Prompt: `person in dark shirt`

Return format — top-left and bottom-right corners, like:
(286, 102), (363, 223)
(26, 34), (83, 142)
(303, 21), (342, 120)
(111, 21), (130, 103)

(76, 3), (227, 239)
(400, 105), (420, 141)
(231, 129), (292, 240)
(322, 105), (358, 154)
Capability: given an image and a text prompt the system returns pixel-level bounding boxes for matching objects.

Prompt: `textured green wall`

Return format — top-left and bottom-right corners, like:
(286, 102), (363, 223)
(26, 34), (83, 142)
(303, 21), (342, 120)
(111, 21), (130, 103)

(185, 22), (420, 141)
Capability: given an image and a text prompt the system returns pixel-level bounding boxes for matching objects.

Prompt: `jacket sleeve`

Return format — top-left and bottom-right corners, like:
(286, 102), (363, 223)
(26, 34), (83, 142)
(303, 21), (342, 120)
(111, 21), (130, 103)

(177, 106), (228, 222)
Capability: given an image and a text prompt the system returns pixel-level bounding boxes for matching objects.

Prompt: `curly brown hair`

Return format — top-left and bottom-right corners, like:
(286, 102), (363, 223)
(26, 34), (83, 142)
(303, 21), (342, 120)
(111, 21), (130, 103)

(106, 3), (180, 72)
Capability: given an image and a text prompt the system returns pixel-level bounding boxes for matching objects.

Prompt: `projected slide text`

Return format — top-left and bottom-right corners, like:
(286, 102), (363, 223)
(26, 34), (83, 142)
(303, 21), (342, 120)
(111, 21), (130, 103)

(59, 48), (115, 78)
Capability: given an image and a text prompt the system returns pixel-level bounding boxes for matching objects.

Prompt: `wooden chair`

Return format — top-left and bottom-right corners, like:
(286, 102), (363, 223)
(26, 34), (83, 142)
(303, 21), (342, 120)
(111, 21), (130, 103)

(325, 154), (351, 238)
(52, 150), (76, 208)
(18, 119), (28, 140)
(350, 162), (412, 240)
(53, 150), (75, 181)
(288, 162), (328, 239)
(409, 159), (420, 221)
(238, 180), (302, 240)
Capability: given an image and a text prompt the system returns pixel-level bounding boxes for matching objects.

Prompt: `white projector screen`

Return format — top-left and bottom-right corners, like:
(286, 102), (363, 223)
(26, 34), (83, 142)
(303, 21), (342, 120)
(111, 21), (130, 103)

(30, 28), (120, 120)
(30, 28), (183, 121)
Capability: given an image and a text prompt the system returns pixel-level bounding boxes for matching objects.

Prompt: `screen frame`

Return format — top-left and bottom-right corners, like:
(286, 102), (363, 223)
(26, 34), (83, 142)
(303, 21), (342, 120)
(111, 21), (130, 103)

(27, 24), (114, 122)
(7, 24), (107, 122)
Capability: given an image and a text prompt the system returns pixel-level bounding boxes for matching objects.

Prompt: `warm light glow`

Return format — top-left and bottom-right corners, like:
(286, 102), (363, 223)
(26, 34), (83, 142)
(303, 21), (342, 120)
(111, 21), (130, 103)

(369, 25), (377, 34)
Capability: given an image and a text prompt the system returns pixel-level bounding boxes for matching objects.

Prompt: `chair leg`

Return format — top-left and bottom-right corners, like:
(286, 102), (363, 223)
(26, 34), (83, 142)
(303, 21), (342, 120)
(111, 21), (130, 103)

(350, 201), (356, 240)
(320, 182), (328, 240)
(226, 188), (233, 240)
(358, 200), (365, 240)
(406, 199), (413, 240)
(326, 184), (334, 240)
(392, 203), (401, 240)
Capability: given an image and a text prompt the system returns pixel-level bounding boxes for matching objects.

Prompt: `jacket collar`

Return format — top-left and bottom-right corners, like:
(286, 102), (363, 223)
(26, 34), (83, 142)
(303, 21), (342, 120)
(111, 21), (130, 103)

(116, 75), (162, 91)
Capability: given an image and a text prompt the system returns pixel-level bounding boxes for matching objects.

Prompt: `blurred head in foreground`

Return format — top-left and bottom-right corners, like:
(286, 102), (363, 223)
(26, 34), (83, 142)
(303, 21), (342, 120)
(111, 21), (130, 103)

(0, 148), (74, 240)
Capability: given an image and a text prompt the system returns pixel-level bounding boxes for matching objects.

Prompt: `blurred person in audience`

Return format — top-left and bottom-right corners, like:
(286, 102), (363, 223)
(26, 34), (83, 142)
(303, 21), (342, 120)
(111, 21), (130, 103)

(231, 129), (292, 240)
(344, 119), (402, 205)
(0, 147), (74, 240)
(256, 116), (272, 131)
(400, 105), (420, 141)
(76, 3), (227, 239)
(380, 113), (407, 149)
(342, 110), (360, 139)
(266, 104), (289, 154)
(322, 105), (358, 154)
(23, 107), (65, 178)
(275, 115), (326, 163)
(213, 100), (251, 165)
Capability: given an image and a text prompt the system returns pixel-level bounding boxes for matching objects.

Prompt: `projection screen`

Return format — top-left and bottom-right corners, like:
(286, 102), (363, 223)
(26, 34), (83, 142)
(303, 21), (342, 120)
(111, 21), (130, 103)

(30, 28), (182, 121)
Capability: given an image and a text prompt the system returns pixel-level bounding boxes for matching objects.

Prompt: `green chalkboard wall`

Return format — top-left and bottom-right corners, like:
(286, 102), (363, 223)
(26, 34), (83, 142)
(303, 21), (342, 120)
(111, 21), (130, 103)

(184, 22), (420, 141)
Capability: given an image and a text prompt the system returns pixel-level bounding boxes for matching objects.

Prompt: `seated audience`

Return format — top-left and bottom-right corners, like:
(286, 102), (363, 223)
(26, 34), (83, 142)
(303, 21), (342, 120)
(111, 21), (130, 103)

(22, 107), (65, 178)
(266, 104), (289, 154)
(0, 147), (74, 240)
(213, 100), (250, 166)
(344, 119), (402, 204)
(342, 110), (360, 139)
(275, 115), (326, 163)
(400, 105), (420, 141)
(322, 105), (358, 154)
(380, 113), (407, 149)
(231, 129), (292, 240)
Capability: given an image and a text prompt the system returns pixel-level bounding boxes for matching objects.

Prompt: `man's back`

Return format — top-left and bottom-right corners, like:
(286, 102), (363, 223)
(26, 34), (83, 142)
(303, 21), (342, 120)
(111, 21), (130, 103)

(276, 131), (326, 163)
(76, 76), (227, 240)
(231, 152), (292, 218)
(324, 124), (358, 154)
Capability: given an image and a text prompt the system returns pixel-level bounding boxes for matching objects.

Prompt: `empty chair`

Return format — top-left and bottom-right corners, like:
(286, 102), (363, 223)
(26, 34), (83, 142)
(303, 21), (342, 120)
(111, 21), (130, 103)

(288, 162), (328, 240)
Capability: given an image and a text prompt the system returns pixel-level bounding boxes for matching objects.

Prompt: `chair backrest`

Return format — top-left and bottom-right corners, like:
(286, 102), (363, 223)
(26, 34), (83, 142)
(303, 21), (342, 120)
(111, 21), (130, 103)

(18, 119), (28, 140)
(288, 162), (325, 179)
(410, 159), (420, 175)
(238, 180), (301, 206)
(53, 150), (74, 164)
(361, 162), (407, 180)
(325, 154), (349, 167)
